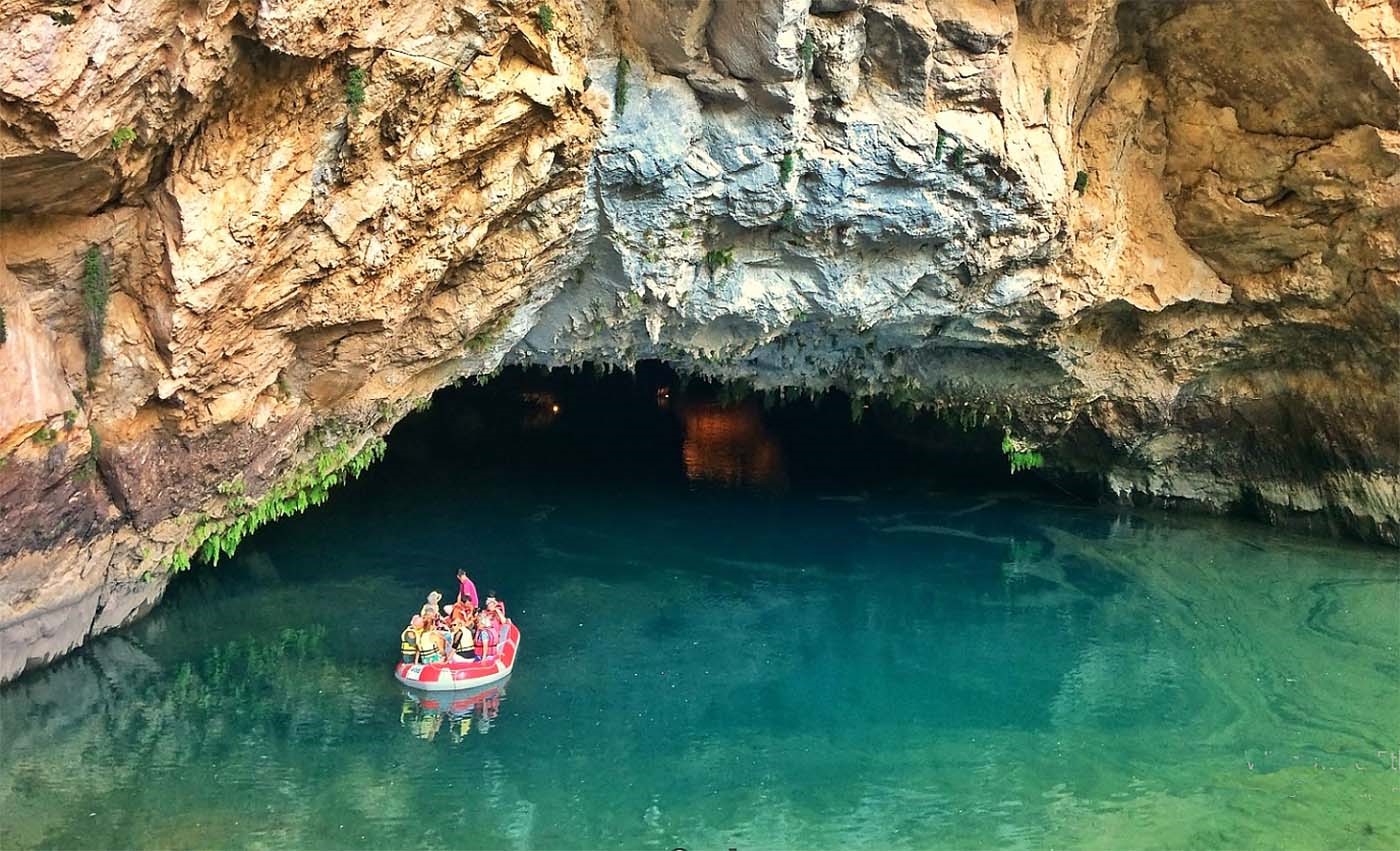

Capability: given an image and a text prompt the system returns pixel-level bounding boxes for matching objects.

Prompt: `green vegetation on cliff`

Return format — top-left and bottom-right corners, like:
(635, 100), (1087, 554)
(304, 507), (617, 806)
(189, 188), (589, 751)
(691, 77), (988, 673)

(81, 246), (109, 384)
(703, 247), (734, 274)
(75, 425), (101, 483)
(614, 57), (631, 116)
(110, 127), (136, 150)
(167, 436), (387, 571)
(779, 151), (796, 184)
(345, 67), (367, 114)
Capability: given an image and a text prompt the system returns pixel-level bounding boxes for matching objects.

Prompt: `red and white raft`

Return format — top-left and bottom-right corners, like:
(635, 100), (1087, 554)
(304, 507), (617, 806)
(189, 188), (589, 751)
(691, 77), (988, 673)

(395, 622), (521, 691)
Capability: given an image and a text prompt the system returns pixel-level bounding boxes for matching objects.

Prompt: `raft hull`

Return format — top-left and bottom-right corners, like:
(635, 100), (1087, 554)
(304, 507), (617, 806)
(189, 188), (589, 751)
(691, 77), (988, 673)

(394, 622), (520, 691)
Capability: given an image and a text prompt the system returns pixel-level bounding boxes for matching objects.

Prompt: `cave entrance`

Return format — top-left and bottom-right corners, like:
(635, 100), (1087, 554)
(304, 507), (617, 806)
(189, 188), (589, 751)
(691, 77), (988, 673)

(379, 361), (1065, 501)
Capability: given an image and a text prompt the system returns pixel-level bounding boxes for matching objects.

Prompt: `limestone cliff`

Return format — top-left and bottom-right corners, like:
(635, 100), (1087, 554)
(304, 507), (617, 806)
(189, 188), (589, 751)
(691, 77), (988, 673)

(1, 0), (1396, 682)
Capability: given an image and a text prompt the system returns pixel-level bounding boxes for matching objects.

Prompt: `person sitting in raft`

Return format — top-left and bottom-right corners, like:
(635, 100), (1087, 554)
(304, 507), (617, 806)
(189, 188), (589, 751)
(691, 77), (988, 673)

(416, 623), (445, 664)
(449, 599), (474, 639)
(419, 608), (437, 631)
(433, 605), (464, 662)
(491, 606), (510, 652)
(436, 604), (470, 666)
(484, 592), (507, 623)
(420, 590), (444, 623)
(449, 615), (472, 658)
(449, 593), (476, 624)
(481, 593), (509, 653)
(473, 612), (498, 662)
(457, 569), (479, 609)
(400, 615), (424, 663)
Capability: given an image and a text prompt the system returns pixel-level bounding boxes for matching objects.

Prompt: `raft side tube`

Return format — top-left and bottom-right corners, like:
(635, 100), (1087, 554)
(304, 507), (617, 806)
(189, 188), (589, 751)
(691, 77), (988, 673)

(395, 623), (520, 691)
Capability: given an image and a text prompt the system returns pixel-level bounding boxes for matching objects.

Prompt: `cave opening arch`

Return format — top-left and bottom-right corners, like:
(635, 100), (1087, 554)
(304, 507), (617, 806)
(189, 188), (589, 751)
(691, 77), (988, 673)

(369, 359), (1079, 504)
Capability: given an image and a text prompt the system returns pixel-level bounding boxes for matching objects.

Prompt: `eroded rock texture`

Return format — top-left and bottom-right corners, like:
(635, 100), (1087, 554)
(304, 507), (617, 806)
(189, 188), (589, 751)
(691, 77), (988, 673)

(1, 0), (1396, 681)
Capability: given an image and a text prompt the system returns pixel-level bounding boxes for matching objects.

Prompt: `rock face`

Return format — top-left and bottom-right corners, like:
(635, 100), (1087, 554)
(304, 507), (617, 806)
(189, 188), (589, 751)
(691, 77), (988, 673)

(1, 0), (1396, 681)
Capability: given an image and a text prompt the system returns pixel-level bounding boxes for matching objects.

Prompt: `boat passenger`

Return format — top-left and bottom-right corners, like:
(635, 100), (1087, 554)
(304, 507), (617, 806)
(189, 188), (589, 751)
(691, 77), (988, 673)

(490, 608), (511, 654)
(400, 616), (424, 663)
(416, 623), (445, 664)
(484, 592), (507, 622)
(434, 607), (462, 660)
(450, 594), (475, 624)
(481, 603), (509, 654)
(450, 618), (474, 656)
(474, 614), (497, 662)
(432, 606), (460, 661)
(457, 569), (479, 609)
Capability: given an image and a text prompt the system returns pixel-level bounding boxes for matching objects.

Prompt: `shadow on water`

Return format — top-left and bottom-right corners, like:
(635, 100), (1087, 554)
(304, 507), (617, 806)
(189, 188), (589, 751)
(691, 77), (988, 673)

(1, 363), (1397, 849)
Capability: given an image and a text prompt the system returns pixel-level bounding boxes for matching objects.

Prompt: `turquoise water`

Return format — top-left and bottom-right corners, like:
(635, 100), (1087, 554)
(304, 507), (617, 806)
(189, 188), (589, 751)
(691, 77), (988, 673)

(1, 371), (1397, 849)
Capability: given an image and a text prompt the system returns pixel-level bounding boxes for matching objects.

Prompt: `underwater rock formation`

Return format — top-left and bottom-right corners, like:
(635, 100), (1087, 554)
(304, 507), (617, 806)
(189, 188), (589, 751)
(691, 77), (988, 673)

(1, 0), (1397, 681)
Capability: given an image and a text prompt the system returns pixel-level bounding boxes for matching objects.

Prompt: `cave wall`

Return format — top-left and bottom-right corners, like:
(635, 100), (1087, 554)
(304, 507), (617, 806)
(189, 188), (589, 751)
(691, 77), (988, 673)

(1, 0), (1396, 682)
(518, 0), (1399, 539)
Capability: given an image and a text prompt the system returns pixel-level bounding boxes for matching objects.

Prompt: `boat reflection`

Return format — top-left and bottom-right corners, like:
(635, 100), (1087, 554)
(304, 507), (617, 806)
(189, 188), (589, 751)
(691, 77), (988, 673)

(677, 399), (787, 488)
(399, 677), (509, 743)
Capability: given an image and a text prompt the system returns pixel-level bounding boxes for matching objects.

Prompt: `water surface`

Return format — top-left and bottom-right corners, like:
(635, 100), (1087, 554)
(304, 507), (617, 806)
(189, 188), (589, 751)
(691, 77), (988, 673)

(2, 371), (1396, 849)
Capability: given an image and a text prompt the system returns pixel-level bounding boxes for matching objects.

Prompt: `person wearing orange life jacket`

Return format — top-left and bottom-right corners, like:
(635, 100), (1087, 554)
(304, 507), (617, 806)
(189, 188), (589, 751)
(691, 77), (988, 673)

(447, 604), (482, 662)
(449, 594), (475, 625)
(454, 600), (482, 655)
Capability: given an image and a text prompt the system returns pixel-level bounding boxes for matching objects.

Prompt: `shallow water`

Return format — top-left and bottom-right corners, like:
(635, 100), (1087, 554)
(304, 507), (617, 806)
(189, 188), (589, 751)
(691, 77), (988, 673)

(2, 372), (1397, 849)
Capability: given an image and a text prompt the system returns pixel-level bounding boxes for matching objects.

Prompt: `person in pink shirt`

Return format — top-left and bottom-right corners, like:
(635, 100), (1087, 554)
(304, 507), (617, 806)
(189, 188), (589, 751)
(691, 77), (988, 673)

(456, 569), (479, 608)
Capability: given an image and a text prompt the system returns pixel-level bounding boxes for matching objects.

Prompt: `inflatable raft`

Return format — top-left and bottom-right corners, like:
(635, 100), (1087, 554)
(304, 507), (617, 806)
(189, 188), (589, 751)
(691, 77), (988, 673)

(395, 622), (520, 691)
